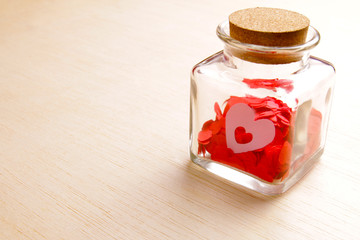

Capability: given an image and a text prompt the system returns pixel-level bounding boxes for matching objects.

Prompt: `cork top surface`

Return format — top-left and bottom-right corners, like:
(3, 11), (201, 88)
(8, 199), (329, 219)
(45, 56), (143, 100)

(228, 7), (310, 47)
(229, 7), (310, 33)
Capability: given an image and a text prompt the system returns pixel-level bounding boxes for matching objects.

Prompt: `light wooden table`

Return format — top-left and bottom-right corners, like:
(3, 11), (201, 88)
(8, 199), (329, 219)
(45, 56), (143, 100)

(1, 0), (359, 239)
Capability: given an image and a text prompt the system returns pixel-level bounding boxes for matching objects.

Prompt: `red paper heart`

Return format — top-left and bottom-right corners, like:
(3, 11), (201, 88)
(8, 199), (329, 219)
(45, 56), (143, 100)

(235, 127), (253, 144)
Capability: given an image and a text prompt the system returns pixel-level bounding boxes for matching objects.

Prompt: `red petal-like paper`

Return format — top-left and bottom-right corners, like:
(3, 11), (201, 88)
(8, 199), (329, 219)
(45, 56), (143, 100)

(243, 78), (294, 93)
(198, 130), (212, 144)
(197, 93), (321, 183)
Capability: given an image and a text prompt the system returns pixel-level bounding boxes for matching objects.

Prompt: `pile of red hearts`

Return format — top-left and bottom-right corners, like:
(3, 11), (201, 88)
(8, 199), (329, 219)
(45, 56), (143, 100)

(198, 95), (294, 182)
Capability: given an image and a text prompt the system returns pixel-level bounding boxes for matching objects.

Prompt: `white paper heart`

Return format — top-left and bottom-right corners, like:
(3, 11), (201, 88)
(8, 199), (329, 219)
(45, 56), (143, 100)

(226, 103), (275, 153)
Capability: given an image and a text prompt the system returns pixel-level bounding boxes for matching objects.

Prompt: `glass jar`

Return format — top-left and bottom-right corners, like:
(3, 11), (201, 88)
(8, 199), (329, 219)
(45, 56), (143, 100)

(189, 20), (335, 195)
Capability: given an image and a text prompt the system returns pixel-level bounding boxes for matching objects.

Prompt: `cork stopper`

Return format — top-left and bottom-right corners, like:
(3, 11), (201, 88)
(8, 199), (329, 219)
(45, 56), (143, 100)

(229, 7), (310, 46)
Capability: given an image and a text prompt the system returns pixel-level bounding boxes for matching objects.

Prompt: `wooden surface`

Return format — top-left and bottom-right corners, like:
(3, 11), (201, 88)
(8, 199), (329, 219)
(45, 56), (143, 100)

(0, 0), (359, 239)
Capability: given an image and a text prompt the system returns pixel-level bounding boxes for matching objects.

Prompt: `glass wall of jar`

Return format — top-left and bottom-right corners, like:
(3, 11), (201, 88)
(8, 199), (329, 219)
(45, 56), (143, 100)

(189, 20), (335, 195)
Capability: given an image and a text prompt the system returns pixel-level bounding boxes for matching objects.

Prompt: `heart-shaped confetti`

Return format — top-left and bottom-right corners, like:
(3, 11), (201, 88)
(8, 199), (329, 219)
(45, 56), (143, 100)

(226, 103), (275, 153)
(196, 92), (321, 183)
(235, 126), (253, 144)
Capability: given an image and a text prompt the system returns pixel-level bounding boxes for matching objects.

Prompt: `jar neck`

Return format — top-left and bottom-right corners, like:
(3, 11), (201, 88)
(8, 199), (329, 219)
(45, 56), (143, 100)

(223, 45), (311, 78)
(217, 20), (320, 77)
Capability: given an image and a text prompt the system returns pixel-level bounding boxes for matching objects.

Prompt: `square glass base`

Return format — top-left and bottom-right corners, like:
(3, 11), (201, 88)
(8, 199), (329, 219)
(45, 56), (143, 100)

(190, 148), (323, 195)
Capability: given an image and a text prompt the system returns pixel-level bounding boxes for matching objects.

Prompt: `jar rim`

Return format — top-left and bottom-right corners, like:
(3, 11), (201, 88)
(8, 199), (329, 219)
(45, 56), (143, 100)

(216, 20), (320, 54)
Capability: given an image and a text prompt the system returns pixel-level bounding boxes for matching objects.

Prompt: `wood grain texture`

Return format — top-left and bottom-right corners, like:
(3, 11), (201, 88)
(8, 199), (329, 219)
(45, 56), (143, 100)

(0, 0), (359, 239)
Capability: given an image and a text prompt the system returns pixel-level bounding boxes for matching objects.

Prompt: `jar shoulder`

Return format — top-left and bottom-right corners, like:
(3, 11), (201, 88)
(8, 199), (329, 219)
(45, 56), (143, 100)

(309, 56), (335, 73)
(191, 51), (227, 78)
(191, 51), (335, 82)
